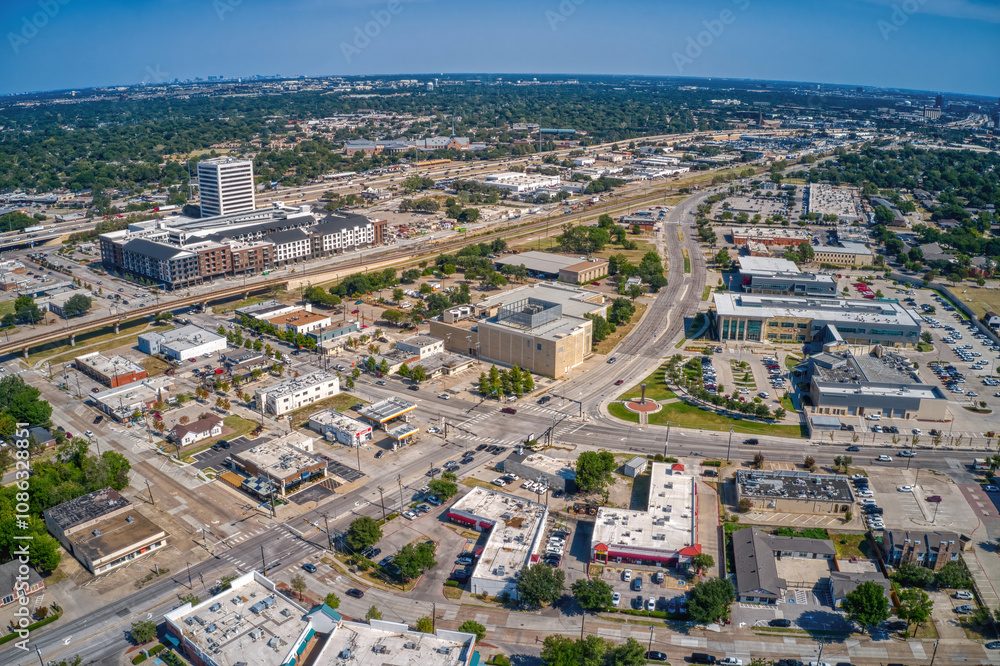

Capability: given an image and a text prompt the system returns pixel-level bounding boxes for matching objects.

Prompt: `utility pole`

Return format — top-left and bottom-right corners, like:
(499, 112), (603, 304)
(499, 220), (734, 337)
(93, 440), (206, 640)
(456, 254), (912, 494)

(378, 486), (386, 520)
(261, 544), (266, 575)
(145, 479), (155, 506)
(664, 424), (671, 457)
(725, 427), (734, 463)
(647, 625), (654, 651)
(356, 442), (362, 473)
(397, 475), (405, 513)
(323, 514), (332, 549)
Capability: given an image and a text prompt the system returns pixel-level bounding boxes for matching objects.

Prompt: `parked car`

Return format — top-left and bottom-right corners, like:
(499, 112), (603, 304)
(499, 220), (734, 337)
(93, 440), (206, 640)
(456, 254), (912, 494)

(954, 590), (974, 600)
(719, 659), (744, 666)
(645, 651), (668, 662)
(690, 653), (717, 665)
(769, 618), (792, 627)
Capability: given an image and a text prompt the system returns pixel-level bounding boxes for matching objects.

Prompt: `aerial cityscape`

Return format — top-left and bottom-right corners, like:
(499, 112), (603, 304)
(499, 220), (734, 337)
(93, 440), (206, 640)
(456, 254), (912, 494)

(0, 1), (999, 665)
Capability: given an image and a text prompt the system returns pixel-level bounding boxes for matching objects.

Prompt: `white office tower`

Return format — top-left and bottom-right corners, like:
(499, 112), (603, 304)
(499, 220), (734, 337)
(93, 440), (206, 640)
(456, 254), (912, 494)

(197, 157), (256, 217)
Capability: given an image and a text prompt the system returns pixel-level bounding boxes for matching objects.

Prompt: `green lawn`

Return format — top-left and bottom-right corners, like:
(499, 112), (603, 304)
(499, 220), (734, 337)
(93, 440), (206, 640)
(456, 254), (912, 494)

(682, 250), (691, 274)
(0, 300), (14, 317)
(607, 402), (639, 423)
(290, 392), (365, 428)
(784, 355), (802, 370)
(780, 393), (798, 413)
(616, 366), (677, 402)
(701, 285), (712, 301)
(223, 415), (258, 438)
(647, 400), (806, 437)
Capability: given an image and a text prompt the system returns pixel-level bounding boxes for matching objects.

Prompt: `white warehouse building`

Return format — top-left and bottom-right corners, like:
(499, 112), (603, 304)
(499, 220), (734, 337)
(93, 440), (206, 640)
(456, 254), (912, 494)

(308, 409), (373, 447)
(137, 324), (227, 361)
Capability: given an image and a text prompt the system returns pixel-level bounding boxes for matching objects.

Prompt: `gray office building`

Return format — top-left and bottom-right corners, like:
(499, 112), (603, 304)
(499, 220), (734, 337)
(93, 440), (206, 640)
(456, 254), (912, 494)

(796, 349), (948, 420)
(736, 256), (836, 298)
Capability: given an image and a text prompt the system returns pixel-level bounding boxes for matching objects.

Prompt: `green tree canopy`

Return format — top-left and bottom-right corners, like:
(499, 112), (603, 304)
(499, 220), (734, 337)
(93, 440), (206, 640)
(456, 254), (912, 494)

(687, 577), (735, 624)
(345, 516), (382, 553)
(571, 578), (614, 612)
(575, 450), (617, 494)
(842, 580), (890, 630)
(516, 563), (565, 608)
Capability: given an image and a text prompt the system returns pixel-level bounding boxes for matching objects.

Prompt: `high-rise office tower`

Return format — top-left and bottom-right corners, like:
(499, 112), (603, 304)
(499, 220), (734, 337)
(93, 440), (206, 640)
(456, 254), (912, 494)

(197, 157), (256, 217)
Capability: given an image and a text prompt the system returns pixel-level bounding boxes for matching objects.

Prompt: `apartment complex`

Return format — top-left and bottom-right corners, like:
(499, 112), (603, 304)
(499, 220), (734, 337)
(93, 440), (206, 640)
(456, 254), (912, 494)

(881, 529), (968, 570)
(712, 293), (922, 346)
(43, 488), (167, 575)
(429, 282), (606, 379)
(196, 157), (256, 217)
(99, 204), (382, 288)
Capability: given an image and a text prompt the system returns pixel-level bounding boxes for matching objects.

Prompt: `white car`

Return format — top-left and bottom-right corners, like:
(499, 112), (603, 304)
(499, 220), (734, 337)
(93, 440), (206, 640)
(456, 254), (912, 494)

(438, 393), (450, 400)
(719, 660), (744, 666)
(612, 592), (621, 607)
(897, 485), (914, 492)
(622, 569), (633, 582)
(877, 454), (893, 462)
(954, 590), (974, 600)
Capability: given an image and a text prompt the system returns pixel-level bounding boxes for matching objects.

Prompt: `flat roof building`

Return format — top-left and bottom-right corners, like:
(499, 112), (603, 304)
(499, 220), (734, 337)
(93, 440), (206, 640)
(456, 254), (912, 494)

(266, 308), (331, 334)
(445, 487), (548, 600)
(92, 377), (173, 421)
(590, 463), (700, 568)
(74, 352), (148, 388)
(43, 488), (167, 575)
(164, 571), (479, 666)
(358, 397), (417, 429)
(797, 349), (948, 421)
(731, 226), (812, 248)
(230, 433), (327, 496)
(138, 324), (227, 361)
(430, 282), (606, 379)
(712, 293), (922, 347)
(477, 172), (561, 193)
(735, 469), (853, 515)
(395, 335), (445, 359)
(735, 256), (837, 298)
(806, 184), (862, 223)
(197, 157), (256, 217)
(255, 372), (340, 416)
(308, 409), (373, 447)
(494, 251), (608, 284)
(812, 241), (873, 268)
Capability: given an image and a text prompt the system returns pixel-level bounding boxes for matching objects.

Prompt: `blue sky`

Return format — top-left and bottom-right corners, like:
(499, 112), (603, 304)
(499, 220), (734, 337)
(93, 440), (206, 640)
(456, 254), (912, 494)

(1, 0), (997, 96)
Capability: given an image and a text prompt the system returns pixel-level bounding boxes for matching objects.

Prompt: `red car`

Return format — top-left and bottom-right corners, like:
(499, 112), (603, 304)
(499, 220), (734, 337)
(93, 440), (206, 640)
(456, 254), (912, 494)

(614, 379), (625, 385)
(501, 407), (517, 415)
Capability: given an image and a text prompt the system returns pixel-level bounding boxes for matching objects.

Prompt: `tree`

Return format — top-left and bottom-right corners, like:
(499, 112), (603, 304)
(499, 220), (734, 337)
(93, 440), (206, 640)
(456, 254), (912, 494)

(516, 563), (565, 607)
(691, 553), (715, 574)
(540, 635), (607, 666)
(290, 574), (307, 600)
(842, 580), (890, 630)
(571, 578), (614, 612)
(366, 605), (383, 620)
(687, 577), (735, 624)
(428, 477), (458, 499)
(61, 294), (92, 318)
(457, 620), (487, 641)
(606, 638), (646, 666)
(130, 619), (157, 644)
(803, 455), (816, 470)
(393, 541), (436, 581)
(324, 592), (341, 609)
(575, 450), (616, 494)
(415, 616), (434, 633)
(935, 561), (972, 589)
(892, 563), (934, 589)
(346, 516), (382, 553)
(714, 249), (732, 269)
(896, 587), (933, 633)
(752, 452), (765, 469)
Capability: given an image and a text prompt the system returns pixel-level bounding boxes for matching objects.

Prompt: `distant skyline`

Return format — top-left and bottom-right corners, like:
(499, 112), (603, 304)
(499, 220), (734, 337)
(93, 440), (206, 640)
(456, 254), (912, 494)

(1, 0), (997, 97)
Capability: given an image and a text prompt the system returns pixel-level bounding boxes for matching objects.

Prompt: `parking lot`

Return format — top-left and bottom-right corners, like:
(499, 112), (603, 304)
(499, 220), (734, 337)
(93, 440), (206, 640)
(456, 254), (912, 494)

(860, 466), (978, 534)
(597, 565), (692, 615)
